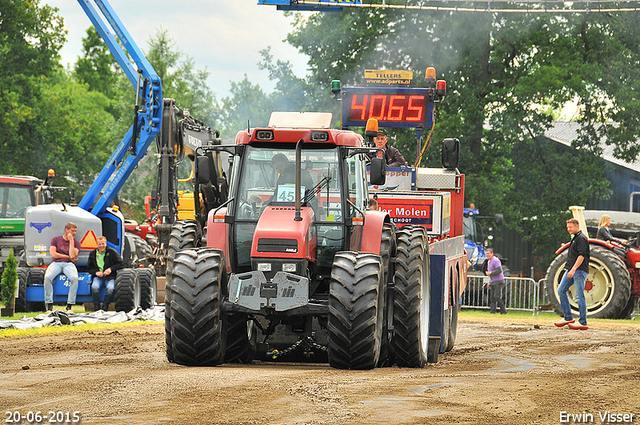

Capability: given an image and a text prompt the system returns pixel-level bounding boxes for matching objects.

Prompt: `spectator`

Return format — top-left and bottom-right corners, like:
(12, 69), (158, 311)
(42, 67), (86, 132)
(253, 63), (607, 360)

(485, 248), (507, 314)
(44, 222), (80, 313)
(555, 218), (590, 330)
(87, 236), (124, 311)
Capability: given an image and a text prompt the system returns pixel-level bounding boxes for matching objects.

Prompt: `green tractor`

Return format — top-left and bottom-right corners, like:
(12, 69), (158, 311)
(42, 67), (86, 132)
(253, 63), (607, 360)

(0, 172), (68, 274)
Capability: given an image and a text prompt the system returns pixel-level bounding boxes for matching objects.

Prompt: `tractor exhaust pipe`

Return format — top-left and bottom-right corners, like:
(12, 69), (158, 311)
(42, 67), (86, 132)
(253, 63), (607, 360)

(295, 139), (303, 222)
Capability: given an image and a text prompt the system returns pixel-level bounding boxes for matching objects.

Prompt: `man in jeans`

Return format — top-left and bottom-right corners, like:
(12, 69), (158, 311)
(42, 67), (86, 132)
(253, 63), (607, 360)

(44, 222), (81, 313)
(485, 249), (507, 314)
(555, 218), (590, 330)
(87, 236), (123, 311)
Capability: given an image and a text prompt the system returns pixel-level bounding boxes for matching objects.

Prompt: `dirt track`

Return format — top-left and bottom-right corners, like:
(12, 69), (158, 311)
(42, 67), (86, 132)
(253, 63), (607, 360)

(1, 315), (639, 425)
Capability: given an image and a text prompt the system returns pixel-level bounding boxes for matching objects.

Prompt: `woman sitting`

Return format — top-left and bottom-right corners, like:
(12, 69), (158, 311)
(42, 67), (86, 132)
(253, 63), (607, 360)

(596, 214), (628, 245)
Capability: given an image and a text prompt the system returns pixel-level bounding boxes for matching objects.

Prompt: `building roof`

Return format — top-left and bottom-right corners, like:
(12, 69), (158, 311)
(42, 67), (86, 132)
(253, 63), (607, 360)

(543, 121), (640, 174)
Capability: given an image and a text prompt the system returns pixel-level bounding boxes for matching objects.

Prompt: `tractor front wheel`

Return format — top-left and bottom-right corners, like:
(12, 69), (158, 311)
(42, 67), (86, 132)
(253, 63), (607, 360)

(328, 251), (384, 370)
(167, 248), (226, 366)
(165, 220), (202, 363)
(545, 245), (631, 319)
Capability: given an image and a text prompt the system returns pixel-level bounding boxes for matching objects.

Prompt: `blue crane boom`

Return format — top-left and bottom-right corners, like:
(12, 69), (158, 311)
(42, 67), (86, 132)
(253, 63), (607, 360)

(76, 0), (163, 215)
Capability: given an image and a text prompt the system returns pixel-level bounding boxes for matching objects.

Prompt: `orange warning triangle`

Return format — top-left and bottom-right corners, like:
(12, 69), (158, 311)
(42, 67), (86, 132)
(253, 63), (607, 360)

(81, 230), (98, 250)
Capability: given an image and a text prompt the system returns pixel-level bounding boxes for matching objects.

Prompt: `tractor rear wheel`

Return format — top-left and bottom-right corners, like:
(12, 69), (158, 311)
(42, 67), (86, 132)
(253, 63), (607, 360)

(224, 314), (257, 364)
(616, 296), (639, 320)
(137, 268), (157, 310)
(168, 248), (226, 366)
(328, 251), (383, 370)
(165, 220), (202, 363)
(393, 226), (430, 368)
(545, 245), (631, 319)
(114, 269), (140, 312)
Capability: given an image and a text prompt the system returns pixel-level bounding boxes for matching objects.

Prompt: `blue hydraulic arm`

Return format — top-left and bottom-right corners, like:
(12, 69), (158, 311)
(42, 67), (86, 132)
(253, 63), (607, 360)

(76, 0), (163, 215)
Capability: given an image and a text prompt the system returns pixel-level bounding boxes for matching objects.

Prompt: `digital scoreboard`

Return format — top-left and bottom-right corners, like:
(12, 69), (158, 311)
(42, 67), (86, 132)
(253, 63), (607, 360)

(341, 87), (434, 129)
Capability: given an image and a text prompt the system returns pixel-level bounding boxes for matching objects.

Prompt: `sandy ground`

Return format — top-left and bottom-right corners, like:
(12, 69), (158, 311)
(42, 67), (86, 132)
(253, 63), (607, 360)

(1, 315), (639, 425)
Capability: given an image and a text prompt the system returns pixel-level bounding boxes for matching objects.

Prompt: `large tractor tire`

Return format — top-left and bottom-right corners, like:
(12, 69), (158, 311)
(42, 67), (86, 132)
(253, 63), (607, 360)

(114, 268), (140, 312)
(443, 266), (460, 352)
(545, 245), (631, 319)
(165, 220), (202, 363)
(378, 223), (396, 367)
(616, 297), (639, 320)
(168, 248), (226, 366)
(328, 251), (384, 370)
(137, 268), (157, 310)
(393, 226), (430, 368)
(224, 314), (257, 364)
(15, 267), (29, 313)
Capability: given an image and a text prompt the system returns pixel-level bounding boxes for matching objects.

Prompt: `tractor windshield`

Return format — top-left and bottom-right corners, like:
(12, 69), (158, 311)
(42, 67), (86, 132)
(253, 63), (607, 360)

(0, 184), (34, 218)
(234, 146), (342, 221)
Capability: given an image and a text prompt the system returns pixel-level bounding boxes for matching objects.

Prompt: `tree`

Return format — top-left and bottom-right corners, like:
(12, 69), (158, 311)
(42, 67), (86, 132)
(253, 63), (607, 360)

(0, 0), (66, 176)
(1, 248), (18, 309)
(74, 26), (119, 100)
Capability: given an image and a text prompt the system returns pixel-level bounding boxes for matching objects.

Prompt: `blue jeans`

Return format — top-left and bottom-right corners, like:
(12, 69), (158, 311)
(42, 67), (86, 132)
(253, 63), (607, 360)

(92, 276), (116, 309)
(44, 262), (78, 305)
(558, 269), (588, 325)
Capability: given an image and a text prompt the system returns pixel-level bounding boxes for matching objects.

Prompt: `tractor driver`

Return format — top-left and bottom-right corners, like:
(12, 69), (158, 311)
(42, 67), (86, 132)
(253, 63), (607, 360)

(369, 128), (406, 167)
(270, 153), (315, 202)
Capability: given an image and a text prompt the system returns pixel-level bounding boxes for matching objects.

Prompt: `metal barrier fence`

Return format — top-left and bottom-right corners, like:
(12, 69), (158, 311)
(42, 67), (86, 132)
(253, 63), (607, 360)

(461, 275), (546, 315)
(462, 275), (640, 318)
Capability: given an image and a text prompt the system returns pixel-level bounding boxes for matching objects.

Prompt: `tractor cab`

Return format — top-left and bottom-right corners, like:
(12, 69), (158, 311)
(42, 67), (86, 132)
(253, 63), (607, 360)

(219, 112), (379, 288)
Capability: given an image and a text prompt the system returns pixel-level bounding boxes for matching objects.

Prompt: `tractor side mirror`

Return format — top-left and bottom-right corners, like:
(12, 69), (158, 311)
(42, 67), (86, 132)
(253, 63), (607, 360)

(370, 157), (386, 186)
(196, 156), (211, 185)
(441, 138), (460, 169)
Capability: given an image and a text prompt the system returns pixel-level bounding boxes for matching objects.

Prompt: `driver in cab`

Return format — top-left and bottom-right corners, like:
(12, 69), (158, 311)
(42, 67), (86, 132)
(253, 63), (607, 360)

(271, 153), (315, 200)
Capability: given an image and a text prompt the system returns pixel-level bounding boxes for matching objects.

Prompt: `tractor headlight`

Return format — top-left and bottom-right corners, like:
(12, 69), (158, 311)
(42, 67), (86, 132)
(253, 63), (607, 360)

(257, 263), (272, 272)
(282, 263), (297, 273)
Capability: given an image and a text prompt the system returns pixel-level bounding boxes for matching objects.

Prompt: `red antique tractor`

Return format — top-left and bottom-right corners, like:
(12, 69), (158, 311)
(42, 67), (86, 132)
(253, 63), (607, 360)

(545, 206), (640, 319)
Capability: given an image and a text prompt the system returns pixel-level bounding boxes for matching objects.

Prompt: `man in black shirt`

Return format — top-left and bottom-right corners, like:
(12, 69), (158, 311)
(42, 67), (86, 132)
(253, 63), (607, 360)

(555, 218), (590, 330)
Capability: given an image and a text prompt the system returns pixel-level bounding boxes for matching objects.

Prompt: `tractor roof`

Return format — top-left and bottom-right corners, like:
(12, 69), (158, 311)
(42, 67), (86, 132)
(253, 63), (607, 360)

(0, 175), (43, 186)
(234, 111), (365, 148)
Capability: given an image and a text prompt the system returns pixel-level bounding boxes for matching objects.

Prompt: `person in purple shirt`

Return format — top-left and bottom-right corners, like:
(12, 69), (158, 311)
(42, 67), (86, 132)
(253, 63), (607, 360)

(485, 248), (507, 314)
(44, 222), (81, 313)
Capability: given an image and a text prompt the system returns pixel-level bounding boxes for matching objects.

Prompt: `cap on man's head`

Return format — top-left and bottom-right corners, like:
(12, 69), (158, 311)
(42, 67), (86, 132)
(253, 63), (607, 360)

(377, 128), (387, 136)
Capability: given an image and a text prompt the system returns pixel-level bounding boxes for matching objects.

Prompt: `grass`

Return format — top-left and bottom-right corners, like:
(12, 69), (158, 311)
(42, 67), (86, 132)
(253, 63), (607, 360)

(459, 308), (640, 327)
(0, 320), (162, 339)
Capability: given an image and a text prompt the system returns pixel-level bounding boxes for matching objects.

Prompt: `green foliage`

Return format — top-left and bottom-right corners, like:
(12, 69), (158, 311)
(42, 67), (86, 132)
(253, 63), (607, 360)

(1, 248), (18, 308)
(74, 26), (119, 100)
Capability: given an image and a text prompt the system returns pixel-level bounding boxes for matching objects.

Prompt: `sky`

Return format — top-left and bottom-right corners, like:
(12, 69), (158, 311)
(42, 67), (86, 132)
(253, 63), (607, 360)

(45, 0), (310, 99)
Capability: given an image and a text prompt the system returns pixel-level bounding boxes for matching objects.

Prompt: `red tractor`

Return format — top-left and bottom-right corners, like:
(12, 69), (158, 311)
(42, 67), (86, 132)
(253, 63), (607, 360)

(164, 112), (456, 368)
(545, 206), (640, 319)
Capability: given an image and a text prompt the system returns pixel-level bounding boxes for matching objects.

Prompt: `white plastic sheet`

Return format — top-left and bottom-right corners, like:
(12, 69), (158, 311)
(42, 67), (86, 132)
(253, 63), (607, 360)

(0, 306), (164, 331)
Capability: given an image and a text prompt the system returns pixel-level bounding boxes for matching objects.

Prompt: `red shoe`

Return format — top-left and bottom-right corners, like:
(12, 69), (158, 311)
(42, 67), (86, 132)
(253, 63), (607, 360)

(568, 323), (588, 330)
(554, 319), (575, 327)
